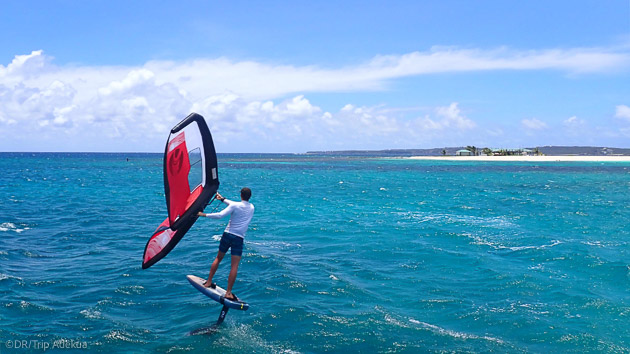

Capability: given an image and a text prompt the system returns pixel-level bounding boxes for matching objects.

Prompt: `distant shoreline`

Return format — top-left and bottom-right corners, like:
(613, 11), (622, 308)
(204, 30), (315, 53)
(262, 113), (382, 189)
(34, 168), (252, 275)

(307, 146), (630, 157)
(405, 155), (630, 162)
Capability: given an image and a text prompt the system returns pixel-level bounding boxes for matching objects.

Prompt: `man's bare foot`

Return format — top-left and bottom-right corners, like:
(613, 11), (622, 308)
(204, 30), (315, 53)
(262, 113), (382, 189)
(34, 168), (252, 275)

(224, 292), (238, 301)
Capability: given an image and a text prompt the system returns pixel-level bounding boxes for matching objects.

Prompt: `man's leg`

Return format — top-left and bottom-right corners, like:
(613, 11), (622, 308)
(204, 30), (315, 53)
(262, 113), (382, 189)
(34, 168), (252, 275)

(205, 251), (225, 287)
(224, 255), (241, 299)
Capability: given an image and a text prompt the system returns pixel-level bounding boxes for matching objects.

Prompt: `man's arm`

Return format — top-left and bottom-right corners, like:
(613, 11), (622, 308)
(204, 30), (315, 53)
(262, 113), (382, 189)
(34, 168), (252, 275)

(198, 203), (234, 219)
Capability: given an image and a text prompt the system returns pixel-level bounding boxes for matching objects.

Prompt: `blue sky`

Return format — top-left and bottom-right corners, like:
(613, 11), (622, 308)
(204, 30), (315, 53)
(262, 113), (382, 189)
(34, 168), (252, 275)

(1, 1), (629, 152)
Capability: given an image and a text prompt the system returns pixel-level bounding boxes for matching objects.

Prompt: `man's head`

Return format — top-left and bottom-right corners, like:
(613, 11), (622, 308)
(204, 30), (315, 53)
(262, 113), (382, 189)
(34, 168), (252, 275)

(241, 187), (252, 201)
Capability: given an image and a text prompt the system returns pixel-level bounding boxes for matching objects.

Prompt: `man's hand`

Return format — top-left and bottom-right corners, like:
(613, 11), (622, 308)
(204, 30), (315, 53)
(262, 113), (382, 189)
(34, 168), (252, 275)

(198, 212), (205, 217)
(216, 192), (225, 202)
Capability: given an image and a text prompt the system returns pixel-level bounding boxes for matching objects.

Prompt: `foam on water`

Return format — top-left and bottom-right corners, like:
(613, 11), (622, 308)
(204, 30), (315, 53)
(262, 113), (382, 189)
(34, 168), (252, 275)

(406, 318), (505, 344)
(0, 222), (30, 233)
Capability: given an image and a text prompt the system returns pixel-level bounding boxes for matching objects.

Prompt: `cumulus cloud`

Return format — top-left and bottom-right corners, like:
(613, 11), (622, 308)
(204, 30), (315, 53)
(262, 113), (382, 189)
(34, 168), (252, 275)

(1, 46), (629, 151)
(435, 103), (476, 130)
(521, 118), (548, 130)
(173, 95), (479, 151)
(564, 116), (584, 125)
(615, 105), (630, 121)
(0, 50), (51, 81)
(563, 115), (585, 128)
(190, 95), (407, 150)
(411, 103), (476, 131)
(561, 115), (588, 138)
(4, 45), (628, 99)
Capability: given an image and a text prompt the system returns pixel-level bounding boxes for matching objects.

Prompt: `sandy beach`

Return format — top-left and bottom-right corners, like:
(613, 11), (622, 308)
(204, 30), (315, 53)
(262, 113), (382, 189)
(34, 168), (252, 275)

(407, 155), (630, 162)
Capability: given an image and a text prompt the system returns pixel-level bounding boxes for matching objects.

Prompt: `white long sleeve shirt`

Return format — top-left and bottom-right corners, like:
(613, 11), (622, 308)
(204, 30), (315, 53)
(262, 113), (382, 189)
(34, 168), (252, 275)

(204, 199), (254, 238)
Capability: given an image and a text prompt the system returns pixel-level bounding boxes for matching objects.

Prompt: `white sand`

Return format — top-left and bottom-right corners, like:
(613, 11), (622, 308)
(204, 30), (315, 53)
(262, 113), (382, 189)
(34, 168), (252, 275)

(406, 155), (630, 162)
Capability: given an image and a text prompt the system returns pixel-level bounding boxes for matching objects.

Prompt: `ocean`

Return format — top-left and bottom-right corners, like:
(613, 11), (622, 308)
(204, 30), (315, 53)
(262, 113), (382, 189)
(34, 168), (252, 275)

(1, 153), (629, 353)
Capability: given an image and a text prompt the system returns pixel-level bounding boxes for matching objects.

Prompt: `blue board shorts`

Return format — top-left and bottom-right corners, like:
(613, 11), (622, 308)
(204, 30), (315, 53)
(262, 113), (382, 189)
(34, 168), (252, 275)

(218, 232), (244, 256)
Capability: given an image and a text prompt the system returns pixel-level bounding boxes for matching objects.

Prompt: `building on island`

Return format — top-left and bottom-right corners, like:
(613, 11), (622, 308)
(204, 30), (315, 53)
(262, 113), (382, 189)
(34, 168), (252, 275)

(456, 149), (474, 156)
(491, 148), (535, 156)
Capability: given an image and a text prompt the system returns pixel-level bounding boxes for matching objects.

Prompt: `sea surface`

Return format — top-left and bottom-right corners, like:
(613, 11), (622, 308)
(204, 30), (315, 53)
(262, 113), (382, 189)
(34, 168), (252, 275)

(1, 153), (629, 353)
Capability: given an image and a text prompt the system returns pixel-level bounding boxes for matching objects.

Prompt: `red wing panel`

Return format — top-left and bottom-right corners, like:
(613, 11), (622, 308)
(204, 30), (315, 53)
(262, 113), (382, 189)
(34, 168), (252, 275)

(143, 218), (177, 267)
(166, 132), (192, 224)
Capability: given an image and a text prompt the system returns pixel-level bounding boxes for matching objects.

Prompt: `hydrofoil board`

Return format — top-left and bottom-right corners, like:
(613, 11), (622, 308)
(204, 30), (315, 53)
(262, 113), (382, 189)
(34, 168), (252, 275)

(187, 275), (249, 310)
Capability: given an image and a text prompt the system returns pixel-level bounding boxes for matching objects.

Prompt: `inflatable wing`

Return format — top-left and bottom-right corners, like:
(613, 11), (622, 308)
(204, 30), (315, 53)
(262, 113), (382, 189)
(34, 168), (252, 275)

(142, 113), (219, 269)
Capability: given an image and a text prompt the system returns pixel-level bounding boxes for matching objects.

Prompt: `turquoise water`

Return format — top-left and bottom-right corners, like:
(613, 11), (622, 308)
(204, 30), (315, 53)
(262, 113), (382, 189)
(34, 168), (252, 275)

(1, 153), (629, 352)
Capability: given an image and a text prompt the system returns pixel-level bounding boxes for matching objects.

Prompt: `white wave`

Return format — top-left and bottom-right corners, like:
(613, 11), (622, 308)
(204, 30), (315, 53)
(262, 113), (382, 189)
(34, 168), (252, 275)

(401, 211), (514, 229)
(104, 330), (136, 343)
(214, 323), (300, 353)
(114, 285), (145, 295)
(248, 240), (301, 249)
(0, 222), (15, 231)
(32, 280), (57, 285)
(319, 314), (351, 325)
(581, 240), (620, 248)
(407, 318), (505, 344)
(0, 273), (22, 282)
(380, 309), (505, 345)
(0, 222), (30, 233)
(23, 251), (48, 258)
(19, 300), (53, 312)
(503, 240), (562, 251)
(80, 308), (103, 319)
(464, 232), (562, 252)
(421, 299), (455, 303)
(97, 299), (113, 306)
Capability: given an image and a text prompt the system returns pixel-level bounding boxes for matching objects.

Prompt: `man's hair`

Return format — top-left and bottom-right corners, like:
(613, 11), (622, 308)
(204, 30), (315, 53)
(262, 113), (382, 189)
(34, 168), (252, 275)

(241, 187), (252, 201)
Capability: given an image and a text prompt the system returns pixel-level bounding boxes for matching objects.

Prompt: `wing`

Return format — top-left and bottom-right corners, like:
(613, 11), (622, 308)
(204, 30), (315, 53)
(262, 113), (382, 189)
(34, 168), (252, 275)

(142, 113), (219, 269)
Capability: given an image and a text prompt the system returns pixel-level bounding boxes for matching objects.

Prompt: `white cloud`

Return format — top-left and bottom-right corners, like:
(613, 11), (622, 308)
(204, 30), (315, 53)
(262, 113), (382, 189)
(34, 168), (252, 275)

(435, 103), (476, 130)
(411, 103), (476, 132)
(171, 96), (479, 151)
(486, 128), (504, 137)
(562, 115), (588, 138)
(521, 118), (548, 130)
(563, 115), (585, 128)
(365, 46), (629, 78)
(615, 105), (630, 121)
(1, 47), (629, 151)
(564, 115), (583, 125)
(3, 45), (628, 100)
(0, 50), (50, 80)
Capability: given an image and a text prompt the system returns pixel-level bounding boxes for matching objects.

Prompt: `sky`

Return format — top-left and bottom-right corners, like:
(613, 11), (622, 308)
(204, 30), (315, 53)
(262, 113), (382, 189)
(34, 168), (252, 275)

(1, 1), (629, 153)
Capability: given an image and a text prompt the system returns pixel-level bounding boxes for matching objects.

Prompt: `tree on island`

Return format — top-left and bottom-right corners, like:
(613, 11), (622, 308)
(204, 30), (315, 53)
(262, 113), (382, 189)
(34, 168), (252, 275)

(466, 146), (478, 156)
(442, 148), (446, 156)
(482, 147), (492, 156)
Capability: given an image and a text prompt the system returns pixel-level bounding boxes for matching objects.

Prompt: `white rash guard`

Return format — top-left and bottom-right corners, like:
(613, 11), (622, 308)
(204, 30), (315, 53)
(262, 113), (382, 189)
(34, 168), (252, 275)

(204, 199), (254, 238)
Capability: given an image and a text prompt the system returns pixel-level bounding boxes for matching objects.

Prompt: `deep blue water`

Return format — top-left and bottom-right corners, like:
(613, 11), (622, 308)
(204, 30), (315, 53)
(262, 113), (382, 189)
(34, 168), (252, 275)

(1, 153), (629, 352)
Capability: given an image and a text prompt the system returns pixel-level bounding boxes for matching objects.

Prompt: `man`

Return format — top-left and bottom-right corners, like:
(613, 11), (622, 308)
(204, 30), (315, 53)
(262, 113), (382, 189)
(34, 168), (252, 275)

(198, 187), (254, 301)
